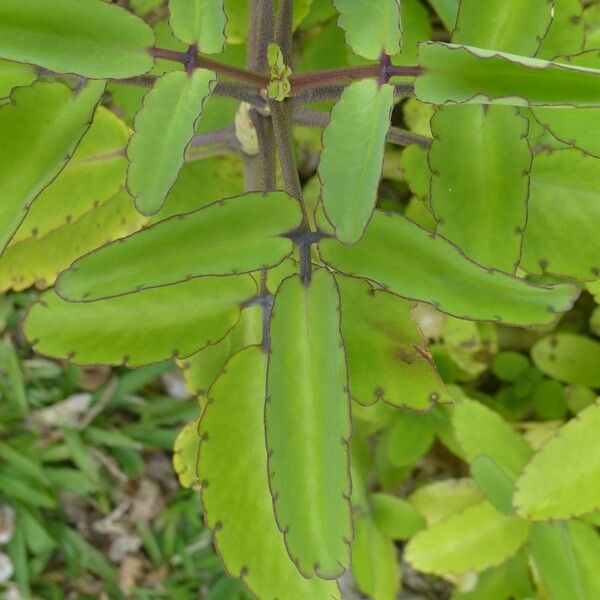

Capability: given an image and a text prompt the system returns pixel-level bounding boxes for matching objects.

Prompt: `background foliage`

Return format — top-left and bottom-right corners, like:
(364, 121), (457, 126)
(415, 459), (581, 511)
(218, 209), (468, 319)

(1, 0), (600, 599)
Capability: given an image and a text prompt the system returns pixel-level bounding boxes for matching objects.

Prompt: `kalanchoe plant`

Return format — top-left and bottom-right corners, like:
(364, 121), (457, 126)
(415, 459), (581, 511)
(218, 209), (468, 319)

(2, 0), (600, 597)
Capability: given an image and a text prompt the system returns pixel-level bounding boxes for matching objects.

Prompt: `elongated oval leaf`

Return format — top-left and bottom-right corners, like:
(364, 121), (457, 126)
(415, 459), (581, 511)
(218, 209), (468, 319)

(337, 274), (451, 409)
(530, 521), (600, 599)
(453, 0), (552, 55)
(334, 0), (401, 60)
(405, 500), (530, 575)
(57, 192), (301, 301)
(199, 347), (341, 599)
(266, 270), (352, 578)
(128, 69), (216, 216)
(430, 105), (530, 271)
(415, 42), (600, 107)
(514, 402), (600, 520)
(12, 107), (129, 244)
(319, 80), (394, 244)
(24, 275), (256, 367)
(352, 514), (400, 600)
(521, 149), (600, 281)
(0, 0), (154, 78)
(318, 210), (579, 326)
(169, 0), (226, 51)
(471, 456), (516, 515)
(452, 398), (533, 479)
(0, 190), (145, 293)
(532, 334), (600, 387)
(0, 81), (104, 252)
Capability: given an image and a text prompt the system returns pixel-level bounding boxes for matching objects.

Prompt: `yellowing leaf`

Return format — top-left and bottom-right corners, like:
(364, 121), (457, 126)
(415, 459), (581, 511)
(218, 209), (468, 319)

(0, 81), (105, 252)
(405, 501), (530, 575)
(199, 347), (340, 599)
(24, 276), (256, 367)
(12, 107), (129, 245)
(173, 421), (200, 489)
(514, 402), (600, 520)
(0, 190), (145, 293)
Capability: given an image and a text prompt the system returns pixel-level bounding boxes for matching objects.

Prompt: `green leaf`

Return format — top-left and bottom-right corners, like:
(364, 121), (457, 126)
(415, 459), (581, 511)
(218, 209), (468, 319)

(319, 80), (394, 244)
(371, 493), (426, 540)
(452, 399), (533, 478)
(531, 334), (600, 387)
(169, 0), (226, 51)
(0, 81), (104, 252)
(534, 94), (600, 158)
(399, 145), (430, 203)
(318, 210), (579, 325)
(0, 59), (36, 98)
(514, 402), (600, 520)
(405, 500), (530, 575)
(178, 305), (263, 400)
(471, 456), (515, 515)
(0, 0), (154, 78)
(453, 0), (552, 55)
(57, 192), (301, 301)
(491, 351), (530, 382)
(266, 270), (352, 578)
(415, 42), (600, 107)
(430, 105), (530, 271)
(24, 275), (256, 367)
(409, 478), (483, 525)
(530, 521), (600, 600)
(149, 156), (244, 222)
(428, 0), (459, 31)
(172, 420), (200, 489)
(128, 69), (216, 215)
(198, 347), (341, 599)
(337, 274), (451, 410)
(537, 0), (585, 59)
(11, 106), (129, 245)
(387, 412), (435, 466)
(0, 190), (145, 293)
(352, 513), (400, 600)
(333, 0), (401, 60)
(521, 148), (600, 281)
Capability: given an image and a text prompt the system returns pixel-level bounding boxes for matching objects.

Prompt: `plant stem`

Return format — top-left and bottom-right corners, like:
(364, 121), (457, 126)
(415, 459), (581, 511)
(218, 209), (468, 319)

(150, 47), (269, 88)
(212, 81), (265, 106)
(247, 0), (274, 75)
(244, 0), (276, 192)
(290, 64), (422, 95)
(189, 126), (240, 151)
(293, 108), (432, 148)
